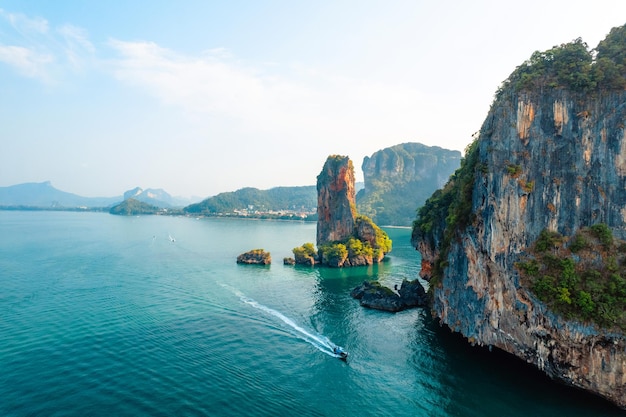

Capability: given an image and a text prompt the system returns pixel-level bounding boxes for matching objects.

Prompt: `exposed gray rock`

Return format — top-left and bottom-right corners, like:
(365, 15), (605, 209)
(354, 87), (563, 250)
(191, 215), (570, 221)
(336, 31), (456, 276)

(351, 279), (427, 312)
(414, 81), (626, 405)
(358, 143), (461, 226)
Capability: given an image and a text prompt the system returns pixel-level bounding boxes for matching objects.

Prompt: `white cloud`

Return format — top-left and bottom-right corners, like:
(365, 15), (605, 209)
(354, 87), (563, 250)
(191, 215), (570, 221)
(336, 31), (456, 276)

(57, 24), (95, 71)
(0, 10), (95, 82)
(0, 45), (53, 80)
(108, 40), (292, 125)
(106, 39), (460, 155)
(0, 8), (49, 35)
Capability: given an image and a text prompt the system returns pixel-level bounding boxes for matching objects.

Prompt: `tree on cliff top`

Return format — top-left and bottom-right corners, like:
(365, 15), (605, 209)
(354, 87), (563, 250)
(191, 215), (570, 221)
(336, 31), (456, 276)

(497, 23), (626, 96)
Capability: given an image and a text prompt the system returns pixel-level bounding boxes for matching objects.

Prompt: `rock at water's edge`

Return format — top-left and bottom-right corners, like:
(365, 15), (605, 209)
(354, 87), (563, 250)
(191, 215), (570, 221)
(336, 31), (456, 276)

(237, 249), (271, 265)
(413, 27), (626, 409)
(351, 279), (427, 312)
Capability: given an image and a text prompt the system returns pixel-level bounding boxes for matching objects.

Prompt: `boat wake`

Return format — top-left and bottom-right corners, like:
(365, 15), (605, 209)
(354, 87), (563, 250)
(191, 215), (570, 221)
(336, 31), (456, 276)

(222, 285), (345, 359)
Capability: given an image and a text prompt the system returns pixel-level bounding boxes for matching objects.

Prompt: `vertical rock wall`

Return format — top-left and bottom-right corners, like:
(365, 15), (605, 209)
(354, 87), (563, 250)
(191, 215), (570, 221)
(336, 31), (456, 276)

(316, 155), (357, 246)
(418, 89), (626, 408)
(358, 143), (461, 226)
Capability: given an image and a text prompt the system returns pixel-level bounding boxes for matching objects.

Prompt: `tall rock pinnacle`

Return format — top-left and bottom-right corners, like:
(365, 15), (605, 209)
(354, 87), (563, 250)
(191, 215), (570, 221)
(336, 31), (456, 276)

(316, 155), (357, 246)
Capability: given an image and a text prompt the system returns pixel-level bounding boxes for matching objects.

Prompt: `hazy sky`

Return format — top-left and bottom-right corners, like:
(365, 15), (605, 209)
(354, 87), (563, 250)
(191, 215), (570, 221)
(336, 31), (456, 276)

(1, 1), (625, 198)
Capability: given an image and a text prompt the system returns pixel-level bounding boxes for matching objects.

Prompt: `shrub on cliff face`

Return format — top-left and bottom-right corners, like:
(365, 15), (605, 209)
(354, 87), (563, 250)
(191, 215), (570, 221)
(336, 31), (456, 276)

(413, 138), (480, 282)
(516, 225), (626, 330)
(346, 238), (373, 258)
(355, 215), (392, 255)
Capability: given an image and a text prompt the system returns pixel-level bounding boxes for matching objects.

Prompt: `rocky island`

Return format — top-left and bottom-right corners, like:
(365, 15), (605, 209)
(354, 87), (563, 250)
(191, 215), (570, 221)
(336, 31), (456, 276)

(413, 25), (626, 408)
(237, 249), (271, 265)
(289, 155), (392, 267)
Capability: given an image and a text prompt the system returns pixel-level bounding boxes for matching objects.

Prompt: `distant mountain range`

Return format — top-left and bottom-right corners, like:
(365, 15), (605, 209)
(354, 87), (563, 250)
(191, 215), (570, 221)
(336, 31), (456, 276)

(0, 182), (199, 209)
(122, 187), (196, 208)
(1, 141), (461, 225)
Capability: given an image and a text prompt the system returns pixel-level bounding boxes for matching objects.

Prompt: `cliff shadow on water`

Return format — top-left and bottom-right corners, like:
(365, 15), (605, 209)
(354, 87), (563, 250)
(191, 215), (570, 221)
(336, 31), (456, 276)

(426, 324), (625, 416)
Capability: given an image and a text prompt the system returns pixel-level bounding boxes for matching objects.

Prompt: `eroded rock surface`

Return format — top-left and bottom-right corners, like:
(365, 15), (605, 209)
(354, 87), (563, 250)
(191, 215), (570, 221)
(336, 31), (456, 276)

(413, 28), (626, 408)
(351, 279), (427, 312)
(317, 155), (357, 246)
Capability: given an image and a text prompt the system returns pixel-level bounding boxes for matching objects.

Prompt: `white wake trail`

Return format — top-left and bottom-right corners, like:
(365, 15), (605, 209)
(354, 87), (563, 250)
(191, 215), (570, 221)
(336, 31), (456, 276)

(222, 284), (343, 358)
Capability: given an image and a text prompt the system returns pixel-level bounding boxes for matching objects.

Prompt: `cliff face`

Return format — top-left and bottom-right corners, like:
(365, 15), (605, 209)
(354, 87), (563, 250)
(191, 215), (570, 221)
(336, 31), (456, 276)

(308, 155), (391, 267)
(317, 155), (357, 246)
(414, 88), (626, 408)
(357, 143), (461, 226)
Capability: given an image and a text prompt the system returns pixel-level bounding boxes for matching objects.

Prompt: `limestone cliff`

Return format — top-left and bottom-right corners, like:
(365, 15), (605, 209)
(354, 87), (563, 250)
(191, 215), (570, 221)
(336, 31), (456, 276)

(316, 155), (358, 245)
(413, 26), (626, 408)
(292, 155), (391, 267)
(357, 143), (461, 226)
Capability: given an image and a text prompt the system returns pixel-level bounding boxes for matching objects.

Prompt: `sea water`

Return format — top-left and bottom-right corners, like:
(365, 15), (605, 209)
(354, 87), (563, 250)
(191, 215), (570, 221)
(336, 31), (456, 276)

(0, 211), (622, 416)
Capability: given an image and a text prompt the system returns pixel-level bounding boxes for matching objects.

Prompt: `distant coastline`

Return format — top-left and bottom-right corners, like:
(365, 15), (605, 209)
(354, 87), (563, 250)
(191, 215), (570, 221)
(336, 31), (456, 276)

(0, 205), (317, 222)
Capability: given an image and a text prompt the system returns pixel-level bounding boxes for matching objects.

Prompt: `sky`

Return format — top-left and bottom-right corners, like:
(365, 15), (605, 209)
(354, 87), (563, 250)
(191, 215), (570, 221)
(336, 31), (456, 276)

(1, 1), (625, 199)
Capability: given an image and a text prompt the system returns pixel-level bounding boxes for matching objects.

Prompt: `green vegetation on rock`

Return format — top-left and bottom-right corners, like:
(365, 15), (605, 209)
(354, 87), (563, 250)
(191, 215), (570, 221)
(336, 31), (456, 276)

(497, 24), (626, 96)
(109, 198), (161, 215)
(346, 237), (373, 258)
(355, 214), (392, 258)
(292, 242), (317, 265)
(516, 225), (626, 330)
(292, 214), (392, 268)
(236, 249), (271, 265)
(412, 139), (480, 284)
(318, 242), (349, 267)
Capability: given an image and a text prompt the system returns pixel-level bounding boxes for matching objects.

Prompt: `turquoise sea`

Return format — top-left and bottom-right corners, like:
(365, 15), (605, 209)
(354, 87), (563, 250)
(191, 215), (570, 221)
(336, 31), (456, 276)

(0, 211), (623, 416)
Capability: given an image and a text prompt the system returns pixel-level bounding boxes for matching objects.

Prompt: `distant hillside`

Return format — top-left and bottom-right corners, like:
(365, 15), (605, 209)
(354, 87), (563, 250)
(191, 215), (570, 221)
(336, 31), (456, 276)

(0, 181), (120, 208)
(356, 143), (461, 226)
(109, 198), (162, 215)
(184, 186), (317, 215)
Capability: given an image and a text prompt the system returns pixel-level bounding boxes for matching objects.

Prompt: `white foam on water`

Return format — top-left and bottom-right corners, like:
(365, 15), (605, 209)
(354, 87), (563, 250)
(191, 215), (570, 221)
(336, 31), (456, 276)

(221, 284), (345, 358)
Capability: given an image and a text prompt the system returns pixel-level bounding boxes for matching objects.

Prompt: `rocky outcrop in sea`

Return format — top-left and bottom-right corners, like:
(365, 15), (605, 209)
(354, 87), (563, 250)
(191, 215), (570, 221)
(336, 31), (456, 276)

(350, 279), (428, 312)
(293, 155), (391, 267)
(316, 155), (358, 245)
(236, 249), (271, 265)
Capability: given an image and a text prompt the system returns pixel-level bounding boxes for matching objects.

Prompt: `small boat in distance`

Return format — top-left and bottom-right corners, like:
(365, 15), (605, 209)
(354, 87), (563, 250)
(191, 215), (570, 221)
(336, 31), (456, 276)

(169, 234), (176, 242)
(333, 346), (348, 361)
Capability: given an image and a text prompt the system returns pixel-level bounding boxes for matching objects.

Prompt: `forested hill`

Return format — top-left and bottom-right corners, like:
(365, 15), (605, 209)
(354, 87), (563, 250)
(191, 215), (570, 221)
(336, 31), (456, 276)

(356, 143), (461, 227)
(183, 186), (317, 216)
